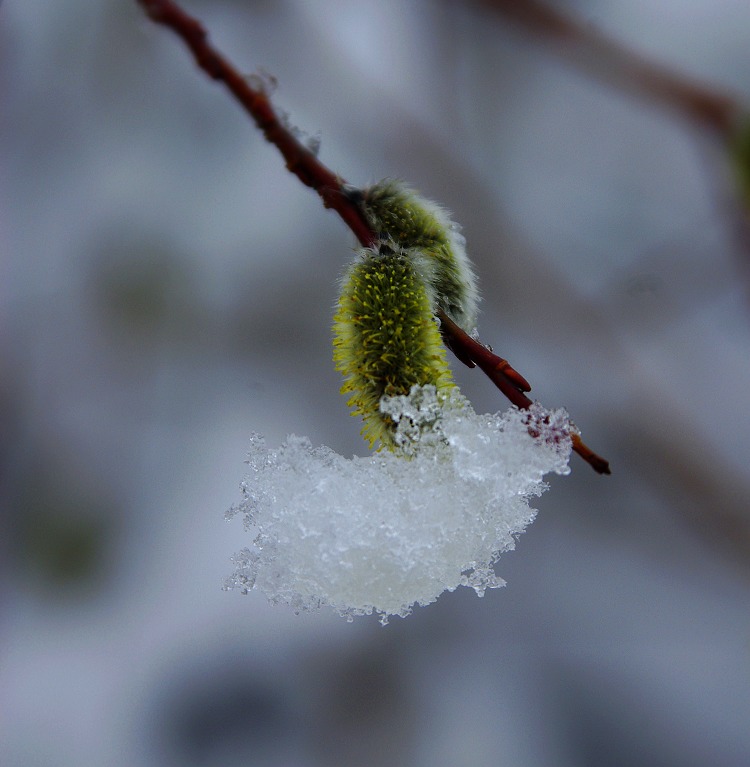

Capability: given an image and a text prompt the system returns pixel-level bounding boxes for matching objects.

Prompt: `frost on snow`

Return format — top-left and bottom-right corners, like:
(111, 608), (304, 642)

(225, 386), (572, 623)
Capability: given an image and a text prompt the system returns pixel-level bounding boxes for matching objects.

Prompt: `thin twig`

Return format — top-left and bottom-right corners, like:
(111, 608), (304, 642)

(438, 311), (610, 474)
(137, 0), (375, 246)
(474, 0), (741, 140)
(137, 0), (610, 474)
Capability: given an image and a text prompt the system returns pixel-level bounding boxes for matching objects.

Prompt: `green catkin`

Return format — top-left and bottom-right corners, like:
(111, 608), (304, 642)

(333, 247), (455, 450)
(334, 180), (479, 450)
(359, 179), (479, 332)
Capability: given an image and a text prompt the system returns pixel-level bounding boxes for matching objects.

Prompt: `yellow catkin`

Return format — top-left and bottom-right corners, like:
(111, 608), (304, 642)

(358, 179), (479, 332)
(333, 248), (455, 449)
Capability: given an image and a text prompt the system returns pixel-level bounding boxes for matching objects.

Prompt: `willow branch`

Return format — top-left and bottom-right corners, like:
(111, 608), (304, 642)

(438, 311), (610, 474)
(137, 0), (375, 246)
(474, 0), (741, 140)
(137, 0), (610, 474)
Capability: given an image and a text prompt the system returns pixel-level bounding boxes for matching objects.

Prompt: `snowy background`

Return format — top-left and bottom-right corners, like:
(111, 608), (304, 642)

(2, 0), (750, 765)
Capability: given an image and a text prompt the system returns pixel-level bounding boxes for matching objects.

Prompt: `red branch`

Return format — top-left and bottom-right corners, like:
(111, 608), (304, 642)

(475, 0), (741, 140)
(438, 311), (610, 474)
(137, 0), (375, 247)
(136, 0), (610, 474)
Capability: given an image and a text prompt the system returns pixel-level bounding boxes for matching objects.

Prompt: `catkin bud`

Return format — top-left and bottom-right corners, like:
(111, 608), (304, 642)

(333, 245), (455, 449)
(355, 179), (479, 332)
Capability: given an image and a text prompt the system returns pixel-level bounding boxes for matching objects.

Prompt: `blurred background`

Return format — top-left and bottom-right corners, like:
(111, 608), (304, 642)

(2, 0), (750, 765)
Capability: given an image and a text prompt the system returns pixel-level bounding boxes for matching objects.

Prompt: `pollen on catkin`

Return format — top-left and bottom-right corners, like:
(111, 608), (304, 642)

(358, 179), (479, 332)
(333, 246), (455, 449)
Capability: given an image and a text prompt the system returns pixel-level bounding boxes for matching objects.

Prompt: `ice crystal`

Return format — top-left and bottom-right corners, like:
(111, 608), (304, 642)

(225, 386), (571, 623)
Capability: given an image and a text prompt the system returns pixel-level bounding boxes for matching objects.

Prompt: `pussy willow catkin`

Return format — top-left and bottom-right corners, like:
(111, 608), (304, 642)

(357, 179), (478, 332)
(333, 181), (479, 449)
(333, 247), (455, 449)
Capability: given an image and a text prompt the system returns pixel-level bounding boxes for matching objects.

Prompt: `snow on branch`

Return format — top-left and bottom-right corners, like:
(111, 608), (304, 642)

(135, 0), (609, 473)
(137, 0), (613, 620)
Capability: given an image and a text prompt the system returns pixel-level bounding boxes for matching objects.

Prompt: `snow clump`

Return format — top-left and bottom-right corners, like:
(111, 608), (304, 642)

(224, 386), (571, 623)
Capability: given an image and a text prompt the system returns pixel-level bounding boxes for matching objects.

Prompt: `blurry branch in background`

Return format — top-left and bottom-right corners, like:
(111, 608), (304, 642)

(475, 0), (750, 267)
(474, 0), (741, 138)
(136, 0), (609, 474)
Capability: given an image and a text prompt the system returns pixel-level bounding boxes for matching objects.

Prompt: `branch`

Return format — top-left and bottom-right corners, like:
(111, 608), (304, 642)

(137, 0), (610, 474)
(438, 311), (610, 474)
(474, 0), (741, 140)
(137, 0), (375, 247)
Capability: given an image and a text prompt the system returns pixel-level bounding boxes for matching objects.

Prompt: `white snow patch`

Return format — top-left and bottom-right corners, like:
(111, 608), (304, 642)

(225, 387), (571, 623)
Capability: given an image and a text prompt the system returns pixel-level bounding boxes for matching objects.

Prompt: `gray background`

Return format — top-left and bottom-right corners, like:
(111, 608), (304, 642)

(3, 1), (750, 765)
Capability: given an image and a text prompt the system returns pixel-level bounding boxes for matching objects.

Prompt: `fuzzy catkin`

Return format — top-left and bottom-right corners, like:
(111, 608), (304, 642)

(334, 180), (481, 449)
(359, 179), (479, 332)
(333, 247), (454, 449)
